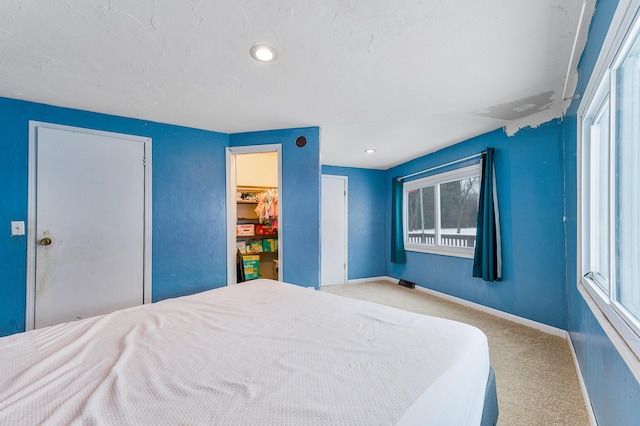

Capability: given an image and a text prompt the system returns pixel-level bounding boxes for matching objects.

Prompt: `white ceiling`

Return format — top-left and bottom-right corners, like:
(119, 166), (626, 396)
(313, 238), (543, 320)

(0, 1), (593, 169)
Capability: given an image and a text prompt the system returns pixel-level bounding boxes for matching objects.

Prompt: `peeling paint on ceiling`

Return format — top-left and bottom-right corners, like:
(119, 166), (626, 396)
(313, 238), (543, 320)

(474, 91), (555, 121)
(0, 0), (594, 169)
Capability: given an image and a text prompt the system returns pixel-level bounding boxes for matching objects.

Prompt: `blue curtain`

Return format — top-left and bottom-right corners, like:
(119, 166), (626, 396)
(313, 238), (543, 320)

(473, 148), (502, 281)
(391, 177), (406, 264)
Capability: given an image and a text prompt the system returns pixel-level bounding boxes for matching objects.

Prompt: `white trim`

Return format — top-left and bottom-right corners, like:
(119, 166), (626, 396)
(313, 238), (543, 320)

(567, 332), (598, 426)
(413, 285), (567, 338)
(340, 174), (348, 284)
(347, 276), (396, 284)
(581, 276), (640, 363)
(26, 121), (152, 331)
(225, 149), (237, 285)
(143, 141), (153, 305)
(226, 144), (283, 285)
(348, 276), (567, 337)
(25, 124), (37, 331)
(404, 244), (475, 259)
(578, 283), (640, 384)
(561, 1), (593, 105)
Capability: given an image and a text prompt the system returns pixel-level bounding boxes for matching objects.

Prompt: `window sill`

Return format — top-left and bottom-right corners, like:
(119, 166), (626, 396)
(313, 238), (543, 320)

(577, 280), (640, 384)
(405, 244), (474, 259)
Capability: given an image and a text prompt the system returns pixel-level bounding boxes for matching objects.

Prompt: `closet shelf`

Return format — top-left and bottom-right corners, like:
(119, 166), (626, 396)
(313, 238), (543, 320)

(239, 250), (278, 255)
(236, 234), (278, 239)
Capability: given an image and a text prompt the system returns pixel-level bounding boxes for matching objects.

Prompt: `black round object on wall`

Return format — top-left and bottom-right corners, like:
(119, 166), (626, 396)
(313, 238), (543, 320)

(295, 136), (307, 148)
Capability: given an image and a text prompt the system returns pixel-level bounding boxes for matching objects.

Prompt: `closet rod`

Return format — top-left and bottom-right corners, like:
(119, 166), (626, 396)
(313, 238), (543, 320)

(398, 150), (486, 181)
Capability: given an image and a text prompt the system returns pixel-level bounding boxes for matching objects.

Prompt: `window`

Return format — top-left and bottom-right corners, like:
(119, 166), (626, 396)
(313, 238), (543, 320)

(579, 0), (640, 377)
(613, 25), (640, 325)
(583, 86), (610, 295)
(403, 164), (481, 258)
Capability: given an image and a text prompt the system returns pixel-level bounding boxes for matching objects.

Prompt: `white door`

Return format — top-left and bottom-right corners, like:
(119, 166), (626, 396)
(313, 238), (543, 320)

(321, 175), (348, 286)
(32, 125), (148, 329)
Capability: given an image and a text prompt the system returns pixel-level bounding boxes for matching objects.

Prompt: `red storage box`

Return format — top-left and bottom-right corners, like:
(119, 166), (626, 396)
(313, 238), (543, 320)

(255, 225), (275, 236)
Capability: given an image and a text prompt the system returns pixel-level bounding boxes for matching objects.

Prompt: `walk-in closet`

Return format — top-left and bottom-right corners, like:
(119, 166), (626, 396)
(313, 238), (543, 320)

(234, 152), (279, 282)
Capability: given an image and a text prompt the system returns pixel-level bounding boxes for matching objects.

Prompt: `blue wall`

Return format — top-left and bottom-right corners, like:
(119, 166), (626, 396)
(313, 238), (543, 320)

(151, 125), (228, 301)
(319, 2), (640, 415)
(0, 97), (321, 336)
(2, 1), (638, 417)
(0, 97), (229, 335)
(385, 122), (567, 330)
(322, 166), (387, 280)
(563, 0), (640, 423)
(230, 128), (320, 289)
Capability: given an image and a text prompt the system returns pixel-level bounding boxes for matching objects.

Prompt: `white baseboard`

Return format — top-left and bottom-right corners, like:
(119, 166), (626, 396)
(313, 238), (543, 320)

(349, 276), (567, 338)
(348, 276), (396, 284)
(412, 285), (567, 338)
(567, 333), (598, 426)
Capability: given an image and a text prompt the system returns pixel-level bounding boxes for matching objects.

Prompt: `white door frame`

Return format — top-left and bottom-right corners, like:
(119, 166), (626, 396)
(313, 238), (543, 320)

(321, 174), (349, 286)
(226, 144), (283, 285)
(25, 121), (152, 331)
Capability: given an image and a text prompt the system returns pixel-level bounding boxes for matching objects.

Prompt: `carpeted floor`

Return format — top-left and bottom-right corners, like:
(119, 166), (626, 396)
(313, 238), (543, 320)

(322, 280), (591, 426)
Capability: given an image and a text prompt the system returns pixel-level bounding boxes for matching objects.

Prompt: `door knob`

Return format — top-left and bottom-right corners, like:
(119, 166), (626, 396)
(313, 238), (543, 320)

(39, 237), (52, 246)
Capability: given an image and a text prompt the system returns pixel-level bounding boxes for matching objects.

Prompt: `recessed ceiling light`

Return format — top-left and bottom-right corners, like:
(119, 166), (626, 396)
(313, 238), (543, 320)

(364, 149), (376, 154)
(250, 44), (278, 63)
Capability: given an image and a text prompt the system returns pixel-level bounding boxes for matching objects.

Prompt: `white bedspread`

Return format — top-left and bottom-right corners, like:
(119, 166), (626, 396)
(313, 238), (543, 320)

(0, 279), (489, 425)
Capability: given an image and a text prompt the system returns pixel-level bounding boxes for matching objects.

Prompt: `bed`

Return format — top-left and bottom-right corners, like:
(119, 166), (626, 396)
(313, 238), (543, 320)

(0, 279), (498, 425)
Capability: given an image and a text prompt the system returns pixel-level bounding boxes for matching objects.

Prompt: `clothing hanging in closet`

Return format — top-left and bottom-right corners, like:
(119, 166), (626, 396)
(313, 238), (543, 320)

(255, 189), (278, 230)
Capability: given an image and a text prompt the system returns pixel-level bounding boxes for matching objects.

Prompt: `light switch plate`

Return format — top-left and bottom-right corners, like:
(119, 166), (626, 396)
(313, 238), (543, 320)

(11, 221), (25, 236)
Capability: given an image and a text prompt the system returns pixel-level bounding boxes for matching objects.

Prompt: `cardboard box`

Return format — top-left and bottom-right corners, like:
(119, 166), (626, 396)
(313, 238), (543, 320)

(250, 240), (263, 253)
(255, 225), (276, 236)
(242, 255), (260, 280)
(236, 224), (255, 236)
(263, 238), (277, 252)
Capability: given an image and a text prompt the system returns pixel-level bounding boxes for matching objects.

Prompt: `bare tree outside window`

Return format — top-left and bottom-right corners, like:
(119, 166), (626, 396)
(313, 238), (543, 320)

(440, 177), (479, 247)
(407, 187), (435, 245)
(405, 173), (479, 250)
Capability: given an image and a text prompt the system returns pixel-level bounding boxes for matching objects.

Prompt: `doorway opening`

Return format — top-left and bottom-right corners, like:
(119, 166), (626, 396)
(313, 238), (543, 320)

(226, 145), (282, 285)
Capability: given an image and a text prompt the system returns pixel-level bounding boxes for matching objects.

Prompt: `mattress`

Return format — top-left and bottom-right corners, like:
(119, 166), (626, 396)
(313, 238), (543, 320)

(0, 279), (491, 425)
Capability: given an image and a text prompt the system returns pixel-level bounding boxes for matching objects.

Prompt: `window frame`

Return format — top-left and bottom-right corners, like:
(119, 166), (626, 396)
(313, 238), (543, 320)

(582, 77), (611, 296)
(402, 164), (481, 259)
(577, 0), (640, 382)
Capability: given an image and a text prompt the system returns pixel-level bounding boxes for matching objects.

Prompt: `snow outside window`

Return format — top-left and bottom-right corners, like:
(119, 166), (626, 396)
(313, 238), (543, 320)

(403, 164), (481, 259)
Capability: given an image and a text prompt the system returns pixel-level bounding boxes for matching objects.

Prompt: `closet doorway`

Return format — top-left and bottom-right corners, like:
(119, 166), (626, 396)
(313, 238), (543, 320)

(226, 145), (282, 285)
